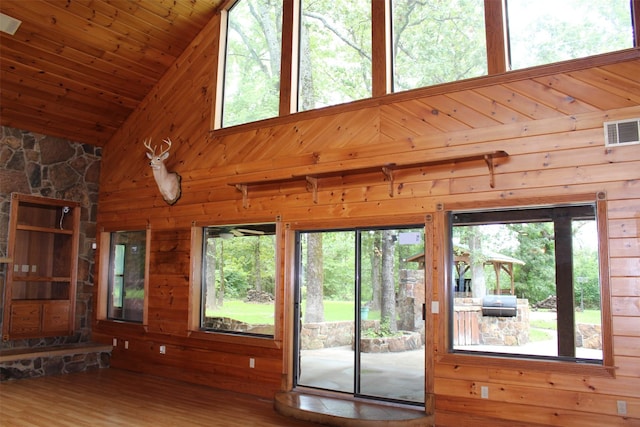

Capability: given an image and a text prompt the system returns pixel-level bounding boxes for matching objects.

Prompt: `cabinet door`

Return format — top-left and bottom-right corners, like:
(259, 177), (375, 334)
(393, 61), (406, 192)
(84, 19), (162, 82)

(10, 302), (42, 335)
(42, 301), (71, 333)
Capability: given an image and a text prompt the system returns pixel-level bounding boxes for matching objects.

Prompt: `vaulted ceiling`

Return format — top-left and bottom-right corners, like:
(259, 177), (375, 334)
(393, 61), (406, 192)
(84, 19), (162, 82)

(0, 0), (223, 146)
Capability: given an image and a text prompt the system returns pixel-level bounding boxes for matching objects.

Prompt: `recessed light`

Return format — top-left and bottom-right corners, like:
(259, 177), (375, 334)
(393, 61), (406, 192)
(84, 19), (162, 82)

(0, 12), (22, 36)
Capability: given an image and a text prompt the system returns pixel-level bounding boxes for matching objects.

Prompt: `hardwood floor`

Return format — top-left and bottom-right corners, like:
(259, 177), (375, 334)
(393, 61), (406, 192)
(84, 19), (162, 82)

(0, 368), (320, 426)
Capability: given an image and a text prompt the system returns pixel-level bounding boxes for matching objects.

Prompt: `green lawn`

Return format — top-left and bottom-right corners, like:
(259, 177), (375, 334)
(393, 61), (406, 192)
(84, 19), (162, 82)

(530, 309), (601, 330)
(208, 300), (275, 324)
(211, 300), (601, 329)
(208, 299), (381, 324)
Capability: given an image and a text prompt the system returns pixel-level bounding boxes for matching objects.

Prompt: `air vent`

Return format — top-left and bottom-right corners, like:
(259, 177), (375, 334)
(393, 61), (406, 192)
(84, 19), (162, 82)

(604, 119), (640, 147)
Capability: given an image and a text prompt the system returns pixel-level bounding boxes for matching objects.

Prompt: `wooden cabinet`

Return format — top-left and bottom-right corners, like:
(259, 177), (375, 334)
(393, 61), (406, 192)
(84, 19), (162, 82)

(2, 194), (80, 340)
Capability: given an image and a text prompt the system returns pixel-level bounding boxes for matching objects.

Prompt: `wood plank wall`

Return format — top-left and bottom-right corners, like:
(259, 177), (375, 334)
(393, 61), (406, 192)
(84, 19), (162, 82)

(94, 11), (640, 426)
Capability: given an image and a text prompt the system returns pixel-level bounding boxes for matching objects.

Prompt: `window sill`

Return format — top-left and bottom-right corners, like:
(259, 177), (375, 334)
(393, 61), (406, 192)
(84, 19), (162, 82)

(437, 352), (616, 378)
(188, 330), (282, 349)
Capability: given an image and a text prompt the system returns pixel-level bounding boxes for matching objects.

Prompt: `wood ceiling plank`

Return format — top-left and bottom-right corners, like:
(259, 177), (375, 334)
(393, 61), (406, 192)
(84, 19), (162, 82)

(107, 0), (213, 44)
(0, 43), (148, 107)
(0, 69), (131, 122)
(41, 2), (177, 73)
(0, 107), (114, 146)
(48, 0), (187, 59)
(0, 89), (122, 130)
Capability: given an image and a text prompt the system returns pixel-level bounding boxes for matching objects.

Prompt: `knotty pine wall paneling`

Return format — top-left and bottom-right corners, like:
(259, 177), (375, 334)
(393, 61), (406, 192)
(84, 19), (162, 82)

(93, 6), (640, 423)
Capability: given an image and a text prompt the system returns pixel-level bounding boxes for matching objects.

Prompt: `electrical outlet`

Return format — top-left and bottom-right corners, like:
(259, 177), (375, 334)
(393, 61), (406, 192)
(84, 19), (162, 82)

(31, 265), (37, 273)
(112, 338), (117, 347)
(159, 345), (166, 354)
(249, 358), (255, 368)
(124, 340), (129, 349)
(481, 386), (489, 399)
(617, 400), (627, 415)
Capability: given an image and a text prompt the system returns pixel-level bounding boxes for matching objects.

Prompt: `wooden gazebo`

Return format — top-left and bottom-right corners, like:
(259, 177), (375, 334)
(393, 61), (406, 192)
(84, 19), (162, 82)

(407, 245), (525, 295)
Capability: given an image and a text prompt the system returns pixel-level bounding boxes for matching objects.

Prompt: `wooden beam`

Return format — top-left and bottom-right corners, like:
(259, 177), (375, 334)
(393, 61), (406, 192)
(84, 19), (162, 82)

(484, 0), (509, 74)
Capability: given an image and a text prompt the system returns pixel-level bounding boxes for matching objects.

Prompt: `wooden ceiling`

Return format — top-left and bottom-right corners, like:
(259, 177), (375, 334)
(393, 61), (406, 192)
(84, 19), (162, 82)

(0, 0), (224, 146)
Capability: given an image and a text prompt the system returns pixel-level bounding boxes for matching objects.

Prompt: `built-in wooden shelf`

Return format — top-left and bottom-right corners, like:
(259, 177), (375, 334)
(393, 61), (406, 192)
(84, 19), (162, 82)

(16, 224), (75, 234)
(229, 150), (508, 208)
(3, 193), (80, 341)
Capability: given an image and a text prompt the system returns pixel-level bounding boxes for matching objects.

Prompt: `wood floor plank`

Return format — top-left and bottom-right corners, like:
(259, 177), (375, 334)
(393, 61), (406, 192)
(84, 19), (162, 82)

(0, 369), (320, 426)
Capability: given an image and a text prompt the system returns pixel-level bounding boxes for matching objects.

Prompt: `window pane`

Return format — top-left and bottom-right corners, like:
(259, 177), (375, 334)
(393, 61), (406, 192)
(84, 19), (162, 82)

(298, 0), (372, 111)
(451, 206), (602, 362)
(201, 224), (277, 336)
(108, 231), (146, 323)
(391, 0), (487, 92)
(222, 0), (283, 127)
(507, 0), (634, 70)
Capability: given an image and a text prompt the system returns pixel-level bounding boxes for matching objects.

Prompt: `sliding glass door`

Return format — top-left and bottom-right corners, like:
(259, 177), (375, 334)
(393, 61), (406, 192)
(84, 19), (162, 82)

(294, 226), (425, 404)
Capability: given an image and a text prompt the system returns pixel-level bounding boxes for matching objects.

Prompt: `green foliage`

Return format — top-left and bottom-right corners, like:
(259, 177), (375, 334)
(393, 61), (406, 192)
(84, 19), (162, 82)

(392, 0), (487, 90)
(508, 222), (556, 304)
(206, 234), (276, 300)
(508, 0), (633, 69)
(222, 0), (283, 126)
(362, 318), (401, 338)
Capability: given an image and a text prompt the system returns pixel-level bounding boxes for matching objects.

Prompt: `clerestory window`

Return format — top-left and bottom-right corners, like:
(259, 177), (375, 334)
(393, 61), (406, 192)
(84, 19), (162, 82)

(506, 0), (634, 70)
(217, 0), (636, 128)
(220, 0), (283, 128)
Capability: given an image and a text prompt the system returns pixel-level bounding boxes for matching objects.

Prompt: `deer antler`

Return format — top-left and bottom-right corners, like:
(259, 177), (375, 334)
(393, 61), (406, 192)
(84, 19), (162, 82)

(159, 138), (172, 157)
(143, 138), (157, 155)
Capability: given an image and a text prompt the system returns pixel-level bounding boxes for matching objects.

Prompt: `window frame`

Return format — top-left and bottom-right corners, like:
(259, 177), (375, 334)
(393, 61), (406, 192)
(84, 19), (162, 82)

(97, 228), (150, 326)
(189, 221), (282, 343)
(435, 194), (614, 377)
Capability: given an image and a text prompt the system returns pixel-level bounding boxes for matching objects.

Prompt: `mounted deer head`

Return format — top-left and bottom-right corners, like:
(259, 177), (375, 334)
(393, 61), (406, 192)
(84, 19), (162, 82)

(144, 137), (182, 205)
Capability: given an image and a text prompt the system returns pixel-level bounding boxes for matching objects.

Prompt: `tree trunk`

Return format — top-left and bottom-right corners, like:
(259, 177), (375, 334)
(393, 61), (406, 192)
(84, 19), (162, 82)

(254, 239), (262, 293)
(370, 231), (382, 310)
(206, 238), (217, 311)
(218, 241), (225, 307)
(305, 233), (324, 323)
(381, 230), (397, 332)
(469, 231), (486, 298)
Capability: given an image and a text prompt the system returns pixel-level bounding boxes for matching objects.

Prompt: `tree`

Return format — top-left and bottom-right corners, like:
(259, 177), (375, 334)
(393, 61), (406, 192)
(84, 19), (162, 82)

(467, 230), (486, 298)
(370, 231), (382, 310)
(381, 230), (397, 333)
(508, 223), (556, 304)
(304, 233), (324, 323)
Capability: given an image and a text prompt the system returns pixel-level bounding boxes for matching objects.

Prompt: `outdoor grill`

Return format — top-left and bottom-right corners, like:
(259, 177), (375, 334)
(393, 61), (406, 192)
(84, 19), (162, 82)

(481, 295), (517, 317)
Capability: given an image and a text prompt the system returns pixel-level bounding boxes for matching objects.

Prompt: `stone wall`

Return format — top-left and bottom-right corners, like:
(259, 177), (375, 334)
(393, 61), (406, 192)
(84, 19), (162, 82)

(454, 298), (531, 346)
(0, 126), (101, 350)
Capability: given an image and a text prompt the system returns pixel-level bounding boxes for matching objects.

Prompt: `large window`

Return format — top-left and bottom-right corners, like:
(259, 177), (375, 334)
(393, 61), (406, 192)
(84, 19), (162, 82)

(217, 1), (636, 128)
(391, 0), (487, 92)
(107, 230), (147, 323)
(506, 0), (634, 70)
(221, 0), (283, 127)
(200, 223), (277, 337)
(298, 0), (372, 111)
(450, 204), (604, 363)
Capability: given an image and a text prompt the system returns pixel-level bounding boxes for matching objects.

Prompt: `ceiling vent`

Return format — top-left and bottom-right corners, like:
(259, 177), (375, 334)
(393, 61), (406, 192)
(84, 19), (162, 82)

(0, 13), (21, 36)
(604, 119), (640, 147)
